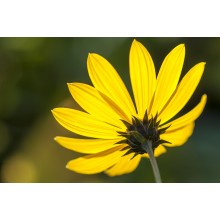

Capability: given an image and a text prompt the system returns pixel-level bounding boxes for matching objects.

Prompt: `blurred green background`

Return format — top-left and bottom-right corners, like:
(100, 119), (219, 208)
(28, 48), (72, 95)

(0, 37), (219, 183)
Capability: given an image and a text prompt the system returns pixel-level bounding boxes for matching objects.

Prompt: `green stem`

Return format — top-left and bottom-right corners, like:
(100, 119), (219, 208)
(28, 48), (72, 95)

(142, 141), (162, 183)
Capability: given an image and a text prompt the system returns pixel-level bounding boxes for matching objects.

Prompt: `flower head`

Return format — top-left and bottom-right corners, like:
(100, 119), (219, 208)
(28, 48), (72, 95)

(52, 39), (207, 177)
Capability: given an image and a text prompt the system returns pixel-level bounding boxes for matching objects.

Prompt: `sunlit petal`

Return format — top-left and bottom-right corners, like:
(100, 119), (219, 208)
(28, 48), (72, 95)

(151, 44), (185, 115)
(87, 53), (136, 122)
(55, 136), (125, 154)
(68, 83), (125, 129)
(52, 108), (123, 139)
(161, 123), (195, 147)
(105, 153), (141, 176)
(66, 145), (125, 174)
(159, 62), (205, 123)
(129, 39), (156, 118)
(162, 94), (207, 130)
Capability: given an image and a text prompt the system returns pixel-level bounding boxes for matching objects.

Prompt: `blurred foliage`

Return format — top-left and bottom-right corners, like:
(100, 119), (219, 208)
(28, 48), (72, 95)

(0, 37), (219, 183)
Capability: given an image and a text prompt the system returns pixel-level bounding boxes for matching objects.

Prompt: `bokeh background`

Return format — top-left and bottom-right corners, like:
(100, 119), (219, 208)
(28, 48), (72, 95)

(0, 37), (219, 183)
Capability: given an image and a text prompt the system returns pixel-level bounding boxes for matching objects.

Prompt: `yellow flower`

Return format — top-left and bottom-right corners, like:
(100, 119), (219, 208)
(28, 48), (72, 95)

(52, 39), (207, 177)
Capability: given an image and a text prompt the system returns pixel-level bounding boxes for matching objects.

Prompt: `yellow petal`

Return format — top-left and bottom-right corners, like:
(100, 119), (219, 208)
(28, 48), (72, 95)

(68, 83), (125, 129)
(98, 91), (131, 122)
(143, 145), (167, 158)
(129, 39), (156, 119)
(151, 44), (185, 116)
(161, 94), (207, 130)
(55, 136), (125, 154)
(52, 108), (123, 139)
(154, 145), (167, 157)
(159, 62), (206, 124)
(160, 123), (195, 147)
(66, 145), (125, 174)
(87, 53), (136, 121)
(105, 153), (141, 176)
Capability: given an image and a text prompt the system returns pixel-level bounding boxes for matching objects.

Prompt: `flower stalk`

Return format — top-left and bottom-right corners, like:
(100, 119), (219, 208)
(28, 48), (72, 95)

(128, 131), (162, 183)
(142, 140), (162, 183)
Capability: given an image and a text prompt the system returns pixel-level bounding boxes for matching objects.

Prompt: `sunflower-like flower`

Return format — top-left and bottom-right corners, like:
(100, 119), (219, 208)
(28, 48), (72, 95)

(52, 39), (207, 179)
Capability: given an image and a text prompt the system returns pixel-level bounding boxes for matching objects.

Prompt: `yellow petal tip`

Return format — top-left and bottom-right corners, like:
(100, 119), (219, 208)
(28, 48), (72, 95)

(54, 136), (59, 141)
(175, 43), (185, 53)
(51, 108), (62, 117)
(68, 82), (80, 88)
(197, 62), (206, 67)
(67, 82), (74, 89)
(88, 53), (96, 58)
(202, 94), (207, 101)
(132, 39), (137, 43)
(51, 109), (59, 119)
(51, 108), (58, 114)
(65, 161), (74, 171)
(180, 44), (185, 51)
(200, 94), (207, 110)
(131, 39), (141, 47)
(87, 53), (98, 63)
(65, 163), (70, 169)
(87, 53), (92, 60)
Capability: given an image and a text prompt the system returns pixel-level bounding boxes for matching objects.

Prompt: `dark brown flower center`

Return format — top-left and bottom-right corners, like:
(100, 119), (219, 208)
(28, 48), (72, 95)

(116, 110), (171, 159)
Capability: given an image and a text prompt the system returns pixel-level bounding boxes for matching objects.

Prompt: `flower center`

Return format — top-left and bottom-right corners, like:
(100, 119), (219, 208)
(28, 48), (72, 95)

(117, 111), (171, 159)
